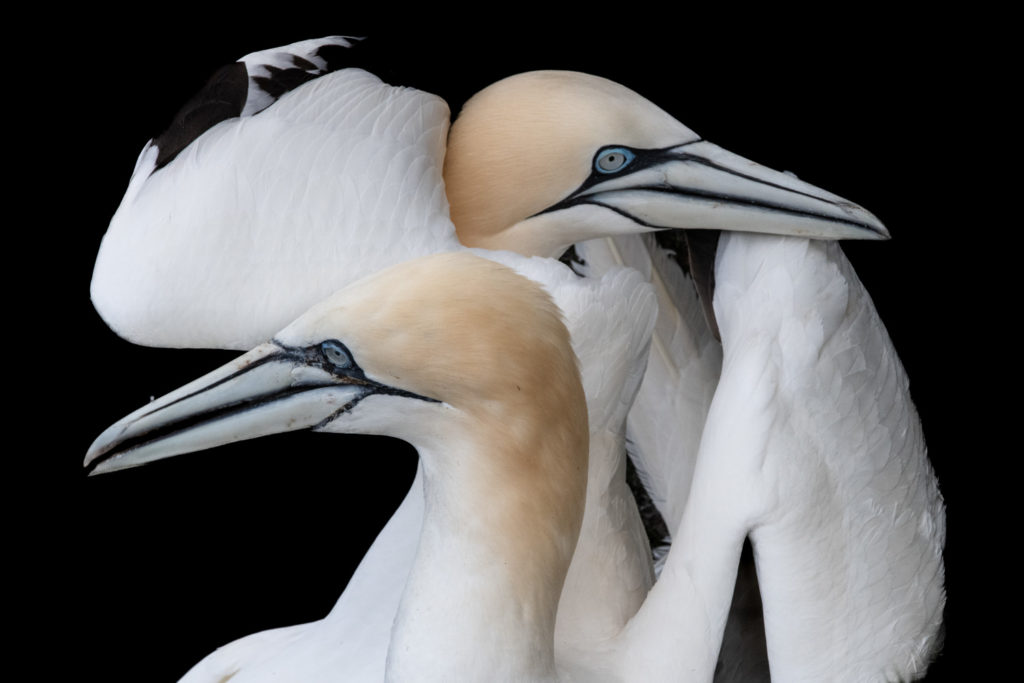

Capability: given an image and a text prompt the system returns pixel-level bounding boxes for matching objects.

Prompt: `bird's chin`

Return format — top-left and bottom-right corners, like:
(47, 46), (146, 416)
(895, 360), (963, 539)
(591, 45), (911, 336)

(494, 206), (652, 259)
(318, 393), (452, 450)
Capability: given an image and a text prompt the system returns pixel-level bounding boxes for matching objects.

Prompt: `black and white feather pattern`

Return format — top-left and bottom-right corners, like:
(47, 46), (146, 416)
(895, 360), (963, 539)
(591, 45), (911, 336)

(152, 36), (358, 171)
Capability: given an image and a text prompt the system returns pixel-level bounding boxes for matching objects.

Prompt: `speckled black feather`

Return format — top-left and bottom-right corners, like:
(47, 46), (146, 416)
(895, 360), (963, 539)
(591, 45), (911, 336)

(153, 61), (248, 170)
(152, 41), (359, 172)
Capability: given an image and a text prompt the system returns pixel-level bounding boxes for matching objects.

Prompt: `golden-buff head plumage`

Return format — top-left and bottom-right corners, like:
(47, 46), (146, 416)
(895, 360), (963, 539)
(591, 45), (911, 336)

(278, 253), (590, 562)
(278, 252), (584, 429)
(445, 70), (696, 256)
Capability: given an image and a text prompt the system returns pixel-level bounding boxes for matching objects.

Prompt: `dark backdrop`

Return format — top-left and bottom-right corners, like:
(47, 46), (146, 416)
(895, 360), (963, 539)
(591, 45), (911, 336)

(32, 14), (985, 681)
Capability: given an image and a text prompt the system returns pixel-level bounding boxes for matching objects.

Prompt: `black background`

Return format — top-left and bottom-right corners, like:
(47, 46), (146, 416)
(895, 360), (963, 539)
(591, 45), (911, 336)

(29, 12), (991, 681)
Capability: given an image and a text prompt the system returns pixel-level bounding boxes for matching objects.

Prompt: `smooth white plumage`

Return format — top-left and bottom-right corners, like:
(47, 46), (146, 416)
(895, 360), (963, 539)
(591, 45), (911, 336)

(655, 233), (944, 681)
(86, 36), (944, 681)
(92, 40), (882, 350)
(721, 235), (944, 679)
(87, 251), (659, 679)
(568, 234), (945, 683)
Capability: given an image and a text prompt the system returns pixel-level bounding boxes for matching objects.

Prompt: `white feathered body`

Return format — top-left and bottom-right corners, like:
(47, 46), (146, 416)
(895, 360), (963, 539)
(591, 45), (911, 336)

(181, 253), (661, 682)
(695, 233), (945, 681)
(88, 37), (945, 683)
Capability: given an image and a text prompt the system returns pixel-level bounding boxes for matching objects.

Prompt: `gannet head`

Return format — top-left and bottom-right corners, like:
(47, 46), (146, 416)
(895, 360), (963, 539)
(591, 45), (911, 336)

(446, 70), (887, 258)
(84, 252), (587, 476)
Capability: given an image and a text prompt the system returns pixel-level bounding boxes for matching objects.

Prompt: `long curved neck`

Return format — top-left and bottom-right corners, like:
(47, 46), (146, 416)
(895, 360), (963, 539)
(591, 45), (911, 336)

(386, 407), (587, 682)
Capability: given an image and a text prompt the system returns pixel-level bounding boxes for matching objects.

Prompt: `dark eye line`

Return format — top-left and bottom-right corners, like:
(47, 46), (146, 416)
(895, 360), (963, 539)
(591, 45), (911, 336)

(320, 339), (353, 367)
(594, 145), (636, 175)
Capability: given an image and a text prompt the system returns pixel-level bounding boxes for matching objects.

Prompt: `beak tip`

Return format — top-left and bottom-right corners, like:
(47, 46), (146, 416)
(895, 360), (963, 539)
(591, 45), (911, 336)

(860, 220), (890, 241)
(869, 221), (891, 241)
(84, 451), (128, 476)
(83, 426), (121, 471)
(84, 421), (135, 475)
(83, 449), (107, 475)
(83, 445), (100, 470)
(825, 197), (889, 241)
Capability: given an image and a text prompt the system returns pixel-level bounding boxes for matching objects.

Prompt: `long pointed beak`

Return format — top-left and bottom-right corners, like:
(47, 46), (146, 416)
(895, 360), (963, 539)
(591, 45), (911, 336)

(565, 140), (888, 240)
(84, 342), (370, 475)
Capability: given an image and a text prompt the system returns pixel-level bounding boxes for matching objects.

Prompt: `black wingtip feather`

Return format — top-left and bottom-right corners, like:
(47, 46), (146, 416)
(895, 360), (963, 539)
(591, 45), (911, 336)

(151, 38), (363, 172)
(153, 61), (249, 171)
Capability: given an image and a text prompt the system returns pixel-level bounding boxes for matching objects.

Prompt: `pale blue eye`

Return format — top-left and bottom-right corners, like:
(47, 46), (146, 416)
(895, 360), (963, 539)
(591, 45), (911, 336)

(595, 147), (635, 174)
(321, 340), (353, 370)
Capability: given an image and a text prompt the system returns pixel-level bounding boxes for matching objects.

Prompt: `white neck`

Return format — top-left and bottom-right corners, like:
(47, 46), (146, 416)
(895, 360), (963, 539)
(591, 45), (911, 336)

(386, 413), (585, 682)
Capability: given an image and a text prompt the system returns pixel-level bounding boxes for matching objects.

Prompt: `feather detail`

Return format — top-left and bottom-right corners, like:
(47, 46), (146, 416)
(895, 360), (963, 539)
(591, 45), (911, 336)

(93, 67), (455, 350)
(575, 235), (722, 535)
(710, 233), (945, 681)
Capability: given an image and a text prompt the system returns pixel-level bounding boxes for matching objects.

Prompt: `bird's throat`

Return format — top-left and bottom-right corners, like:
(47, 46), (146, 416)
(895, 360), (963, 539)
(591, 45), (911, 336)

(386, 423), (585, 682)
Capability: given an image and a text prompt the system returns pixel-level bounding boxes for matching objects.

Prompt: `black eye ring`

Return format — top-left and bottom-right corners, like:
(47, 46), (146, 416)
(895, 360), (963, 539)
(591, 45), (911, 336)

(595, 147), (636, 174)
(320, 339), (354, 371)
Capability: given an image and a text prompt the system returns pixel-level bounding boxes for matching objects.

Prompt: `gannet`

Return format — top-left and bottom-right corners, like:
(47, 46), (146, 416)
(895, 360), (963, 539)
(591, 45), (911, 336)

(91, 39), (883, 349)
(86, 251), (657, 681)
(84, 36), (943, 681)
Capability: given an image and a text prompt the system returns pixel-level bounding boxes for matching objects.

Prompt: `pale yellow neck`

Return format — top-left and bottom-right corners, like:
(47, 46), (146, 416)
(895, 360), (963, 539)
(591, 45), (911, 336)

(387, 399), (588, 681)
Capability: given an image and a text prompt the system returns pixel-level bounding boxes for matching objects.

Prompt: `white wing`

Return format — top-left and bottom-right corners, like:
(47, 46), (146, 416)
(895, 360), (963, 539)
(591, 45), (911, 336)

(90, 38), (456, 682)
(92, 42), (455, 350)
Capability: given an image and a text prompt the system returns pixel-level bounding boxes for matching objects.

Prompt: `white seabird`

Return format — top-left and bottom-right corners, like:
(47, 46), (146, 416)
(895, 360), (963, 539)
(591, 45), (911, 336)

(88, 251), (661, 680)
(84, 36), (944, 682)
